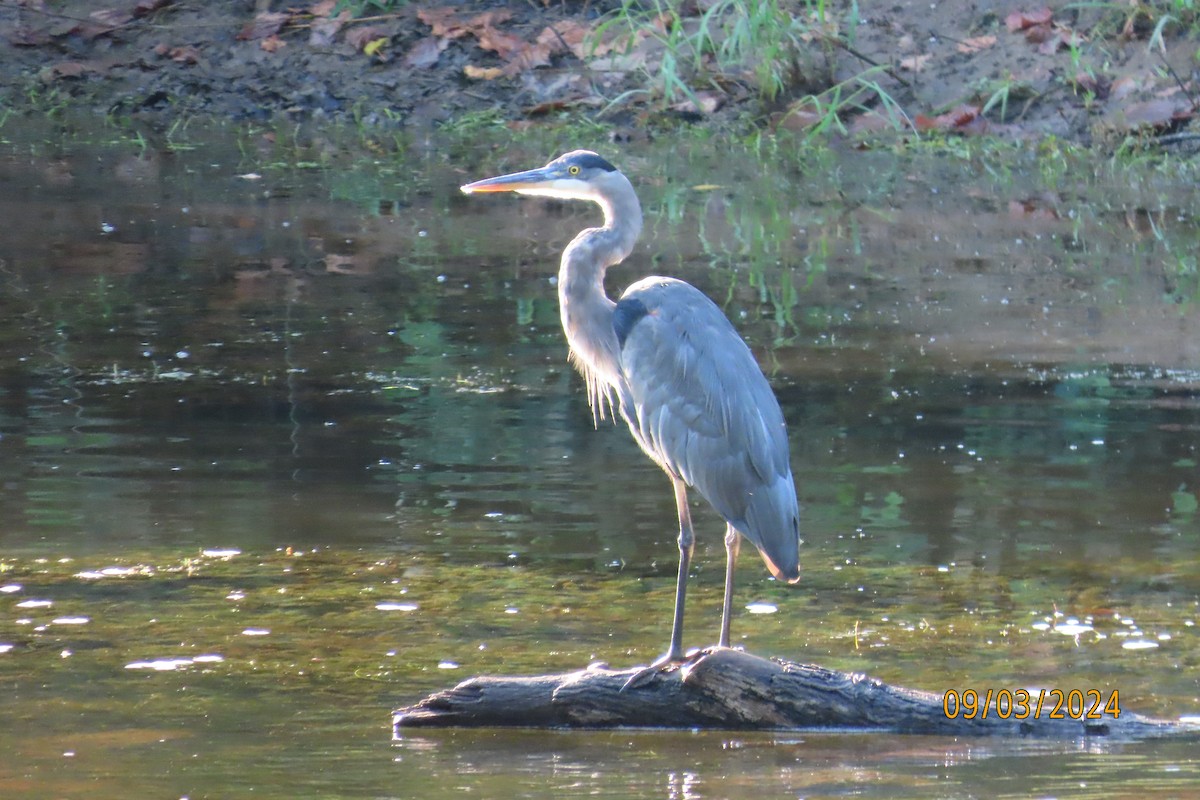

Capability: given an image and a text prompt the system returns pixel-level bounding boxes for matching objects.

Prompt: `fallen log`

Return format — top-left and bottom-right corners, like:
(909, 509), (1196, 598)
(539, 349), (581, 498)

(393, 648), (1199, 740)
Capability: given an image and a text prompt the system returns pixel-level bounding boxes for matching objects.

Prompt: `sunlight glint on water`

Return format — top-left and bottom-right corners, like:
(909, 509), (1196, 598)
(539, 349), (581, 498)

(0, 125), (1197, 798)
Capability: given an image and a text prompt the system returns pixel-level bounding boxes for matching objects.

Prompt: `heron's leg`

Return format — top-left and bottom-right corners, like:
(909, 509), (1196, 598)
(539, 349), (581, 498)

(666, 475), (695, 661)
(719, 523), (741, 648)
(621, 476), (694, 690)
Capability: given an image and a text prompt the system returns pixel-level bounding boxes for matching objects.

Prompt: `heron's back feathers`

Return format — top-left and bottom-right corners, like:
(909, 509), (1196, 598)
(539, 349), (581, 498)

(613, 277), (801, 581)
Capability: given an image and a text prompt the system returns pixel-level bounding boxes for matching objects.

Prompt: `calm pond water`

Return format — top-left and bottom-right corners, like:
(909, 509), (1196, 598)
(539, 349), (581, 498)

(1, 120), (1198, 798)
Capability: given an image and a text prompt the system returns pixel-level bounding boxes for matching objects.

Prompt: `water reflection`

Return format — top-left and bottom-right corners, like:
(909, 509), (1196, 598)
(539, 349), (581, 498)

(0, 123), (1198, 798)
(391, 729), (1200, 799)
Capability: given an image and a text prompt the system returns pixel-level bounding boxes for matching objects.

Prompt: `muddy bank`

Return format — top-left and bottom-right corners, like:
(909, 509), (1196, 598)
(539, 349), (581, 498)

(2, 1), (1198, 145)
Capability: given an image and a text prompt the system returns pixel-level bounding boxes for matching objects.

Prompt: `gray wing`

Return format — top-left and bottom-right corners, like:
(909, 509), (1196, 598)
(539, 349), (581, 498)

(613, 276), (800, 580)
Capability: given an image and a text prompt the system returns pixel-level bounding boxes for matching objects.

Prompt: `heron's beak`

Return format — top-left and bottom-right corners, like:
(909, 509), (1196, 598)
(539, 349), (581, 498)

(461, 166), (558, 195)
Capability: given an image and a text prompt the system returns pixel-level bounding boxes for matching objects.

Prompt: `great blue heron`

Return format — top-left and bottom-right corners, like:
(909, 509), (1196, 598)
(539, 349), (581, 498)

(462, 150), (801, 675)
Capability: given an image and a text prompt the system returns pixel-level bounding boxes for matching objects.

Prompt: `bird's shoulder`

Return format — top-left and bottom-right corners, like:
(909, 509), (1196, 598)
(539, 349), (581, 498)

(614, 276), (737, 344)
(612, 274), (784, 440)
(619, 275), (716, 311)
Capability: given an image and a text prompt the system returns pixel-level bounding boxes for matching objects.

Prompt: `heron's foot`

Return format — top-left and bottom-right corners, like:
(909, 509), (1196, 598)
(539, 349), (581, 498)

(620, 647), (702, 691)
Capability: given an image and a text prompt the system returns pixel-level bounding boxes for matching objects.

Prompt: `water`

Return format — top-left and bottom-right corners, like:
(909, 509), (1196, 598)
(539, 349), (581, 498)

(1, 122), (1198, 797)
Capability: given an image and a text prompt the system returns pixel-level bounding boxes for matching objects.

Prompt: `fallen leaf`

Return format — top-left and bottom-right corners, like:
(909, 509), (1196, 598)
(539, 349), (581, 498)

(39, 61), (99, 82)
(417, 6), (554, 77)
(1110, 98), (1190, 131)
(464, 64), (504, 80)
(154, 43), (201, 64)
(404, 36), (447, 69)
(1005, 7), (1053, 32)
(1109, 75), (1147, 102)
(1022, 23), (1054, 44)
(850, 109), (910, 135)
(915, 104), (982, 132)
(469, 10), (514, 30)
(363, 37), (387, 56)
(309, 9), (348, 46)
(85, 8), (133, 38)
(309, 0), (337, 15)
(671, 90), (723, 115)
(476, 26), (524, 60)
(345, 26), (386, 51)
(956, 35), (996, 54)
(777, 98), (830, 131)
(417, 7), (469, 39)
(1008, 198), (1060, 221)
(237, 11), (290, 41)
(524, 99), (573, 115)
(260, 34), (286, 53)
(539, 20), (595, 58)
(1070, 72), (1106, 96)
(1036, 24), (1082, 54)
(502, 40), (554, 75)
(899, 53), (931, 71)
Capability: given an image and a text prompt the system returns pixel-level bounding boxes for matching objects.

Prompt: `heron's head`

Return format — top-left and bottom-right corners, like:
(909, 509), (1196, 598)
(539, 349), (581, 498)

(460, 150), (621, 203)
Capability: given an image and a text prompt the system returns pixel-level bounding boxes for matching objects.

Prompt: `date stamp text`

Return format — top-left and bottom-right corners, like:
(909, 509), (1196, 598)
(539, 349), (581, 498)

(943, 688), (1121, 720)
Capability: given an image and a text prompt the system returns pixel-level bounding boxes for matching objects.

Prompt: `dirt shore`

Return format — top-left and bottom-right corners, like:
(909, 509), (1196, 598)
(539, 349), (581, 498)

(2, 1), (1198, 145)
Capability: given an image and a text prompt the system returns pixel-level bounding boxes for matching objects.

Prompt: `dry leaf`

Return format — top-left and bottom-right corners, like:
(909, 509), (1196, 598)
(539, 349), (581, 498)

(1070, 72), (1105, 95)
(464, 64), (504, 80)
(476, 26), (524, 60)
(84, 8), (133, 38)
(345, 26), (386, 51)
(1023, 24), (1054, 44)
(538, 21), (595, 58)
(915, 104), (982, 132)
(1109, 75), (1146, 102)
(309, 0), (337, 15)
(1112, 99), (1189, 131)
(404, 36), (447, 69)
(956, 35), (996, 54)
(39, 61), (98, 81)
(899, 54), (931, 72)
(671, 90), (723, 115)
(850, 109), (908, 135)
(1005, 7), (1053, 32)
(238, 11), (290, 41)
(154, 43), (201, 64)
(417, 7), (465, 38)
(776, 97), (830, 131)
(309, 8), (348, 46)
(1008, 199), (1061, 221)
(260, 34), (286, 53)
(502, 41), (554, 75)
(470, 10), (514, 30)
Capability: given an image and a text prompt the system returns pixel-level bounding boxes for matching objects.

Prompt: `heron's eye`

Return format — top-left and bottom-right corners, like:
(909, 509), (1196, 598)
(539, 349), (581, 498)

(568, 165), (581, 175)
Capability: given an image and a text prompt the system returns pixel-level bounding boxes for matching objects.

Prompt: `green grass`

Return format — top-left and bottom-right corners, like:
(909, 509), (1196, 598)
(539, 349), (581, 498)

(593, 0), (914, 138)
(596, 0), (832, 105)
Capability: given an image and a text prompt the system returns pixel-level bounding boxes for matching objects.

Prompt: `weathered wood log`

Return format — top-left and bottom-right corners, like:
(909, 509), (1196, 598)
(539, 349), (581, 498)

(393, 648), (1199, 740)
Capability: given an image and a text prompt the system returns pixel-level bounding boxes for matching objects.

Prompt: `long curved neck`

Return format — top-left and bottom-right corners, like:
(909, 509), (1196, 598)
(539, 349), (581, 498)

(557, 173), (643, 420)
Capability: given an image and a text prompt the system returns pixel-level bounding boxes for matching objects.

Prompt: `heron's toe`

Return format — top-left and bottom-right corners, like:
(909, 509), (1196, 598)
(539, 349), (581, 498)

(619, 650), (697, 691)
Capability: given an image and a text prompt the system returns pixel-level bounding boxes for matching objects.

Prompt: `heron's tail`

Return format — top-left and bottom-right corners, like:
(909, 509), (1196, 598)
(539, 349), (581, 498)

(741, 474), (801, 583)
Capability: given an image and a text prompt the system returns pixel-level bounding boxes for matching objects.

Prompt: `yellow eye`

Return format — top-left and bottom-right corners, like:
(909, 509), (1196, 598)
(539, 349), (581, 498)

(568, 165), (581, 175)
